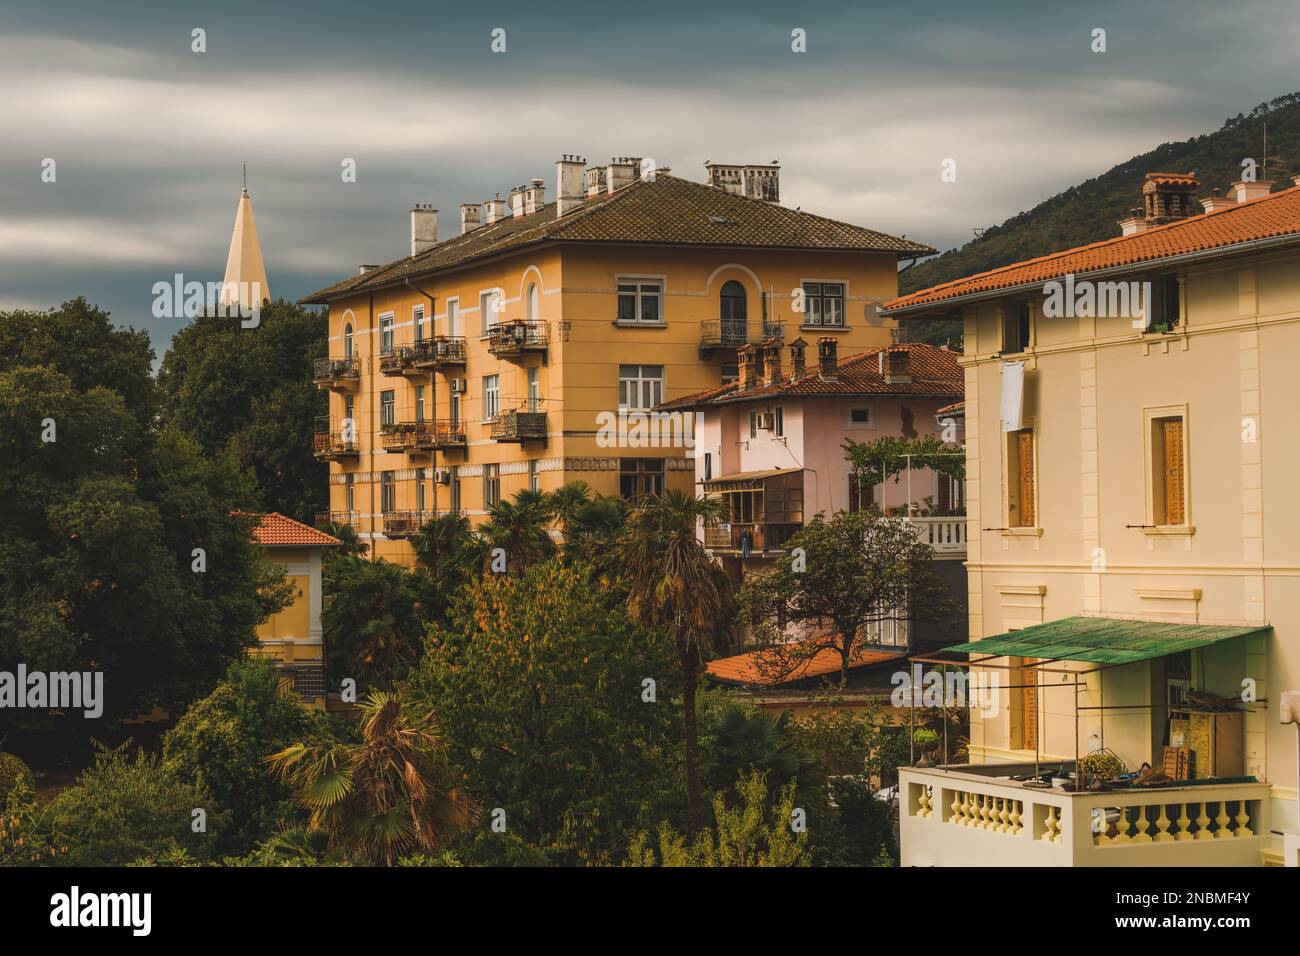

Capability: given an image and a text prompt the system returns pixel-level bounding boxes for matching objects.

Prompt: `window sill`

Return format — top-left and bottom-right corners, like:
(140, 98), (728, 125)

(1000, 526), (1043, 537)
(1142, 525), (1195, 537)
(613, 320), (668, 329)
(800, 324), (847, 333)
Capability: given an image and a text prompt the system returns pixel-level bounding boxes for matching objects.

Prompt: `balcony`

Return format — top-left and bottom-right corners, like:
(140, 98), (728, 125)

(699, 318), (785, 356)
(313, 417), (359, 460)
(382, 510), (429, 539)
(430, 421), (468, 451)
(411, 336), (467, 370)
(313, 356), (361, 390)
(490, 407), (547, 443)
(487, 320), (549, 359)
(314, 511), (359, 529)
(378, 345), (416, 376)
(703, 521), (801, 554)
(906, 515), (967, 555)
(380, 422), (434, 454)
(899, 763), (1270, 867)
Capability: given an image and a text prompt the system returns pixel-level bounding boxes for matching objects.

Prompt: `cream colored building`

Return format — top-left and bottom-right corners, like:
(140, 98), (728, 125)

(301, 158), (933, 565)
(882, 173), (1300, 866)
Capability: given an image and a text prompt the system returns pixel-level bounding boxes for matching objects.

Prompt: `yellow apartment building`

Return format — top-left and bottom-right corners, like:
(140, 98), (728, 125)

(301, 158), (934, 564)
(883, 173), (1300, 866)
(250, 513), (340, 708)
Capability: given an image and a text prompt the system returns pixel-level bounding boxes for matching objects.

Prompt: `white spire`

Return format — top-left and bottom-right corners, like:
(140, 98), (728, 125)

(221, 175), (270, 310)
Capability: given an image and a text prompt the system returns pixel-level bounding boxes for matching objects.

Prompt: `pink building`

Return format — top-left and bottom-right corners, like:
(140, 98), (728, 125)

(659, 338), (966, 578)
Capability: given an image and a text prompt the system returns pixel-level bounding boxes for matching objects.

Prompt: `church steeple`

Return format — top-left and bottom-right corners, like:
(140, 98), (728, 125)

(221, 169), (270, 310)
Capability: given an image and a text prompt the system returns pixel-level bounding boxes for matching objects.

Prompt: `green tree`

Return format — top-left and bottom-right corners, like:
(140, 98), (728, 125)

(479, 489), (555, 573)
(156, 300), (326, 521)
(409, 560), (683, 865)
(544, 480), (592, 534)
(619, 490), (732, 833)
(162, 658), (335, 856)
(410, 511), (485, 616)
(738, 510), (954, 685)
(321, 557), (425, 689)
(268, 690), (476, 866)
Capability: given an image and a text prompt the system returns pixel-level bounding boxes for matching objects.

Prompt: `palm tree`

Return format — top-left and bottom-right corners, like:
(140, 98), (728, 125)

(618, 489), (732, 832)
(563, 494), (630, 569)
(267, 690), (477, 865)
(411, 511), (483, 588)
(479, 490), (555, 573)
(544, 480), (593, 535)
(321, 556), (424, 687)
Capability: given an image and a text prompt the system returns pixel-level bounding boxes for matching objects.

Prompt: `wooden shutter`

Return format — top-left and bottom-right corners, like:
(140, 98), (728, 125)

(1162, 418), (1185, 525)
(1017, 430), (1035, 526)
(1021, 659), (1039, 751)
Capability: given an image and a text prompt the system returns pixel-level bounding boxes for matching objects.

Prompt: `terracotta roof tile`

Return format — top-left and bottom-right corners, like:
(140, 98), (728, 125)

(706, 646), (904, 685)
(882, 183), (1300, 315)
(302, 174), (935, 303)
(251, 512), (341, 548)
(657, 342), (963, 410)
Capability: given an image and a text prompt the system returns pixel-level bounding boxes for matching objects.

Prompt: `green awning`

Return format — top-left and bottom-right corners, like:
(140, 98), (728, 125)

(938, 616), (1270, 666)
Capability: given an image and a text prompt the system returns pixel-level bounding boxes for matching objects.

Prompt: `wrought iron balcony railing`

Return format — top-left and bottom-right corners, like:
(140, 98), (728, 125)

(490, 407), (547, 443)
(702, 520), (801, 553)
(411, 336), (468, 368)
(313, 355), (361, 386)
(487, 320), (549, 358)
(312, 417), (359, 459)
(699, 319), (785, 352)
(314, 511), (359, 529)
(382, 510), (430, 539)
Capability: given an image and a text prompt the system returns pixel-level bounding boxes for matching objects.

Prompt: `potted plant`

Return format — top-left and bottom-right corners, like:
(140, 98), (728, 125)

(1080, 750), (1126, 789)
(913, 728), (940, 767)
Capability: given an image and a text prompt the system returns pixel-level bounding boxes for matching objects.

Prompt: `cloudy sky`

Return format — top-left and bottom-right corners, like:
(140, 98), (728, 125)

(3, 0), (1299, 355)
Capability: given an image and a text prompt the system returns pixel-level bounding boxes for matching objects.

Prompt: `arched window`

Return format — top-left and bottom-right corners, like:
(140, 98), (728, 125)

(344, 323), (354, 359)
(720, 280), (747, 342)
(526, 282), (540, 322)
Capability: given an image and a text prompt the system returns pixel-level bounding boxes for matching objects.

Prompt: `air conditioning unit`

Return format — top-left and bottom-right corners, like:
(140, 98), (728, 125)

(755, 413), (773, 430)
(449, 378), (464, 394)
(434, 467), (452, 484)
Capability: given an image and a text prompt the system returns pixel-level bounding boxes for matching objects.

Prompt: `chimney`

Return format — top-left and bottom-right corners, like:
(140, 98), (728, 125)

(359, 264), (380, 275)
(763, 339), (783, 386)
(484, 196), (507, 224)
(880, 345), (912, 384)
(509, 186), (526, 219)
(556, 155), (586, 217)
(788, 337), (807, 378)
(524, 178), (546, 214)
(585, 166), (607, 198)
(606, 158), (638, 194)
(738, 345), (759, 390)
(410, 205), (438, 256)
(817, 337), (838, 382)
(459, 203), (482, 235)
(1229, 180), (1273, 204)
(1142, 172), (1199, 227)
(704, 162), (781, 202)
(1200, 187), (1236, 214)
(1118, 207), (1147, 237)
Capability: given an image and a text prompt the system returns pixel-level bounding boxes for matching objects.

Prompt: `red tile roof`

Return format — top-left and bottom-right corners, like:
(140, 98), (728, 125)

(301, 174), (935, 304)
(707, 646), (904, 686)
(251, 512), (341, 548)
(657, 342), (963, 411)
(882, 182), (1300, 316)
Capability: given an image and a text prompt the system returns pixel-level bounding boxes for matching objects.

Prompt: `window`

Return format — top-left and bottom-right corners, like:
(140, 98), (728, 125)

(380, 314), (394, 353)
(525, 282), (539, 321)
(704, 452), (712, 482)
(416, 468), (426, 512)
(450, 390), (461, 426)
(343, 395), (355, 437)
(774, 405), (784, 437)
(720, 280), (747, 329)
(345, 473), (355, 512)
(1147, 274), (1181, 333)
(344, 323), (354, 359)
(528, 367), (541, 411)
(480, 290), (501, 334)
(721, 363), (739, 385)
(483, 375), (500, 421)
(381, 471), (396, 513)
(937, 473), (965, 515)
(1003, 301), (1032, 353)
(619, 364), (664, 410)
(1151, 414), (1187, 526)
(414, 385), (426, 422)
(380, 390), (395, 427)
(802, 282), (844, 327)
(617, 278), (663, 324)
(620, 458), (664, 504)
(528, 459), (540, 493)
(848, 474), (874, 513)
(749, 410), (758, 438)
(1006, 427), (1036, 527)
(413, 306), (425, 342)
(449, 465), (461, 513)
(447, 298), (461, 338)
(483, 463), (500, 508)
(847, 405), (873, 428)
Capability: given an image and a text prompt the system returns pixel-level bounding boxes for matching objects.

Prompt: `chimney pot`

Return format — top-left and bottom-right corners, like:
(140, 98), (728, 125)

(788, 337), (807, 378)
(459, 203), (482, 235)
(509, 186), (526, 219)
(557, 155), (586, 217)
(762, 339), (783, 386)
(882, 345), (912, 384)
(484, 196), (507, 224)
(817, 337), (838, 382)
(606, 158), (638, 194)
(704, 161), (781, 202)
(410, 205), (438, 256)
(1229, 180), (1273, 204)
(1140, 172), (1199, 228)
(739, 345), (761, 390)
